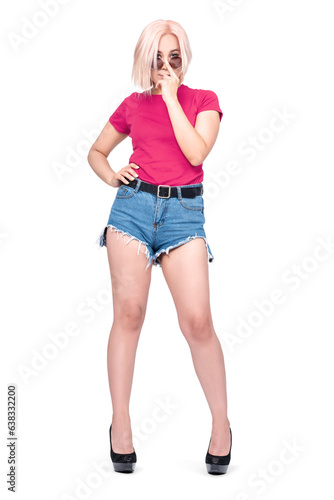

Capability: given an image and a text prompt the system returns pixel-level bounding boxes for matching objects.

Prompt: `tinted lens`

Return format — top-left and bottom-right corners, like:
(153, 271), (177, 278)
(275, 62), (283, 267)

(169, 57), (182, 69)
(151, 58), (164, 70)
(151, 57), (182, 70)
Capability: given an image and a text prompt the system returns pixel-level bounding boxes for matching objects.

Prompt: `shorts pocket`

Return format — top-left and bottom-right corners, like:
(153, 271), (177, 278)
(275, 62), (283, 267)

(116, 184), (136, 199)
(178, 194), (204, 211)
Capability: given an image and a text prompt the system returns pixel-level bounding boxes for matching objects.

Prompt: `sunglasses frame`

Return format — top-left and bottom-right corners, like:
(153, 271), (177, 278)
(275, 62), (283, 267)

(151, 55), (182, 71)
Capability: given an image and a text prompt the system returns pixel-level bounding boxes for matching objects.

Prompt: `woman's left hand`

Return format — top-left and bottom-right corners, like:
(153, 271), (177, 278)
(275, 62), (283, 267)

(155, 60), (180, 103)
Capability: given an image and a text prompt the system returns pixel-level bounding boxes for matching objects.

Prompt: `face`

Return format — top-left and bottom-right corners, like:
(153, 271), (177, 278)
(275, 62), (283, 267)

(150, 34), (183, 93)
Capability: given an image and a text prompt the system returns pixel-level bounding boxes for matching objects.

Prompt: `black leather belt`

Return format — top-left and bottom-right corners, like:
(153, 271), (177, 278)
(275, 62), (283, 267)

(124, 179), (203, 198)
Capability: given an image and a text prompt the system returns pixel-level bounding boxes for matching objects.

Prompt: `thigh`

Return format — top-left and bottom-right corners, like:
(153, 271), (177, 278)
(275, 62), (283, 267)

(106, 228), (152, 323)
(159, 238), (214, 336)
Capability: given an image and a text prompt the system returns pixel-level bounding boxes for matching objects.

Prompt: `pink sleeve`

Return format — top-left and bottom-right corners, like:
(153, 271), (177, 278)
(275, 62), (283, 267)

(109, 98), (130, 135)
(197, 90), (223, 121)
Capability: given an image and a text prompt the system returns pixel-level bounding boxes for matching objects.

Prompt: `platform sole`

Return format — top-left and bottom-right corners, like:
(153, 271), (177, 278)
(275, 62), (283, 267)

(206, 463), (229, 475)
(112, 461), (136, 473)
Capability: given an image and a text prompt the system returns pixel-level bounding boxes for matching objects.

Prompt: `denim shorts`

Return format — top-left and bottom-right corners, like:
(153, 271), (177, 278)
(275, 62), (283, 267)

(96, 179), (214, 270)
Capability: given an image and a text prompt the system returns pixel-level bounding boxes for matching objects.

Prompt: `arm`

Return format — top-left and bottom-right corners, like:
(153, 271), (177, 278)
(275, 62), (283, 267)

(165, 100), (221, 166)
(157, 60), (221, 166)
(87, 121), (128, 185)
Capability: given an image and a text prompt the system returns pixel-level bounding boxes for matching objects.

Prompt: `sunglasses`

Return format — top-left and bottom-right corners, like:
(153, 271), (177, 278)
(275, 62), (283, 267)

(151, 55), (182, 71)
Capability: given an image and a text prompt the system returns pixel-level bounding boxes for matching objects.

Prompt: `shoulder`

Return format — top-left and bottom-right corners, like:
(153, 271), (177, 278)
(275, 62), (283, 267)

(110, 92), (142, 119)
(122, 91), (147, 109)
(183, 85), (222, 121)
(115, 91), (142, 107)
(127, 91), (142, 101)
(181, 84), (219, 99)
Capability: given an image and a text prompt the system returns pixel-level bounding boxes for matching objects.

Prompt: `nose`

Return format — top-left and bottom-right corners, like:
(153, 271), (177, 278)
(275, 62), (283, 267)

(160, 58), (168, 70)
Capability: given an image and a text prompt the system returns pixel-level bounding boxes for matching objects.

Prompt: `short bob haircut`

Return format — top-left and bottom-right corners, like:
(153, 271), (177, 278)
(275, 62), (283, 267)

(131, 19), (192, 97)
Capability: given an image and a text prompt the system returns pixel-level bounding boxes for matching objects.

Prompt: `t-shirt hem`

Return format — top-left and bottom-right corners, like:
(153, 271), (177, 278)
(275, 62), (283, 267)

(197, 108), (223, 121)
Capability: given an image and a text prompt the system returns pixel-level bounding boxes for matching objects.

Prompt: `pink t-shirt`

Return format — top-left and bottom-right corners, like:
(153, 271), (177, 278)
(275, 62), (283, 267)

(109, 83), (223, 186)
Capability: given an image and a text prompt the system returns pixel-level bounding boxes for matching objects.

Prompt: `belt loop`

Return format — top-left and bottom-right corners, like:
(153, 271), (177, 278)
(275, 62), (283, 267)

(176, 186), (182, 199)
(134, 179), (141, 192)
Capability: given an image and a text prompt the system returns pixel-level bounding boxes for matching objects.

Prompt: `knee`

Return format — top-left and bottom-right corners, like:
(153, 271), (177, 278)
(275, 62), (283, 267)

(179, 313), (214, 343)
(114, 303), (145, 331)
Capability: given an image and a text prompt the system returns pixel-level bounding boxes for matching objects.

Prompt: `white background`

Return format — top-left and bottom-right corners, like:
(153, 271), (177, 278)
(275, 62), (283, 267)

(1, 0), (334, 498)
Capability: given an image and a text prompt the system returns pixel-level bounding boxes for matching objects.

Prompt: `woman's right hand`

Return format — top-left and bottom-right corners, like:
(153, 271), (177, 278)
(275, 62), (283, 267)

(110, 163), (140, 188)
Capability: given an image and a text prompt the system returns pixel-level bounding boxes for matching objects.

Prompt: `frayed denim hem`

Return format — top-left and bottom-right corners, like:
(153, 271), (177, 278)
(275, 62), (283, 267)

(96, 225), (154, 271)
(96, 228), (214, 270)
(153, 234), (214, 267)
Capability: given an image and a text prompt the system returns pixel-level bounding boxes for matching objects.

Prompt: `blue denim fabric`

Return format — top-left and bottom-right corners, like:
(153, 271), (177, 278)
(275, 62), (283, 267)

(96, 179), (214, 270)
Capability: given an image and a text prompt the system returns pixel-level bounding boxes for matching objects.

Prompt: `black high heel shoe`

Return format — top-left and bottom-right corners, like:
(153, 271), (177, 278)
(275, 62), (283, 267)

(109, 424), (137, 473)
(205, 427), (232, 475)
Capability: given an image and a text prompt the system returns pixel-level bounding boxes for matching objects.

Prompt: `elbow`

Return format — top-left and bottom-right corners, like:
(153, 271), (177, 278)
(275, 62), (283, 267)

(189, 152), (206, 167)
(87, 146), (100, 165)
(87, 147), (94, 164)
(190, 158), (203, 167)
(189, 141), (208, 166)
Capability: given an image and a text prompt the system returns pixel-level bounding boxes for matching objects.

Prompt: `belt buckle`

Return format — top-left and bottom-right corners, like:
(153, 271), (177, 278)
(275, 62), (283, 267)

(157, 185), (171, 198)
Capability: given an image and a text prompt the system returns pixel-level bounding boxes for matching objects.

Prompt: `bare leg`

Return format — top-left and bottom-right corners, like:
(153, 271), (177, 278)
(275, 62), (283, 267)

(106, 228), (152, 453)
(159, 238), (231, 455)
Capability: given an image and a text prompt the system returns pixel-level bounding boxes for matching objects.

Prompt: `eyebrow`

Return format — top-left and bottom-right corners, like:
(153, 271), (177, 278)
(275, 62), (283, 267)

(157, 49), (179, 53)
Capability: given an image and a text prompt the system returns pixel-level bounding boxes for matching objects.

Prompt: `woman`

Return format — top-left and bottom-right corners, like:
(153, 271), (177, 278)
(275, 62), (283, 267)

(88, 19), (232, 475)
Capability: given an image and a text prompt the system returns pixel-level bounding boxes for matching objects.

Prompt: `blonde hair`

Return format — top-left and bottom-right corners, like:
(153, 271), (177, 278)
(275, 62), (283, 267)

(131, 19), (192, 96)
